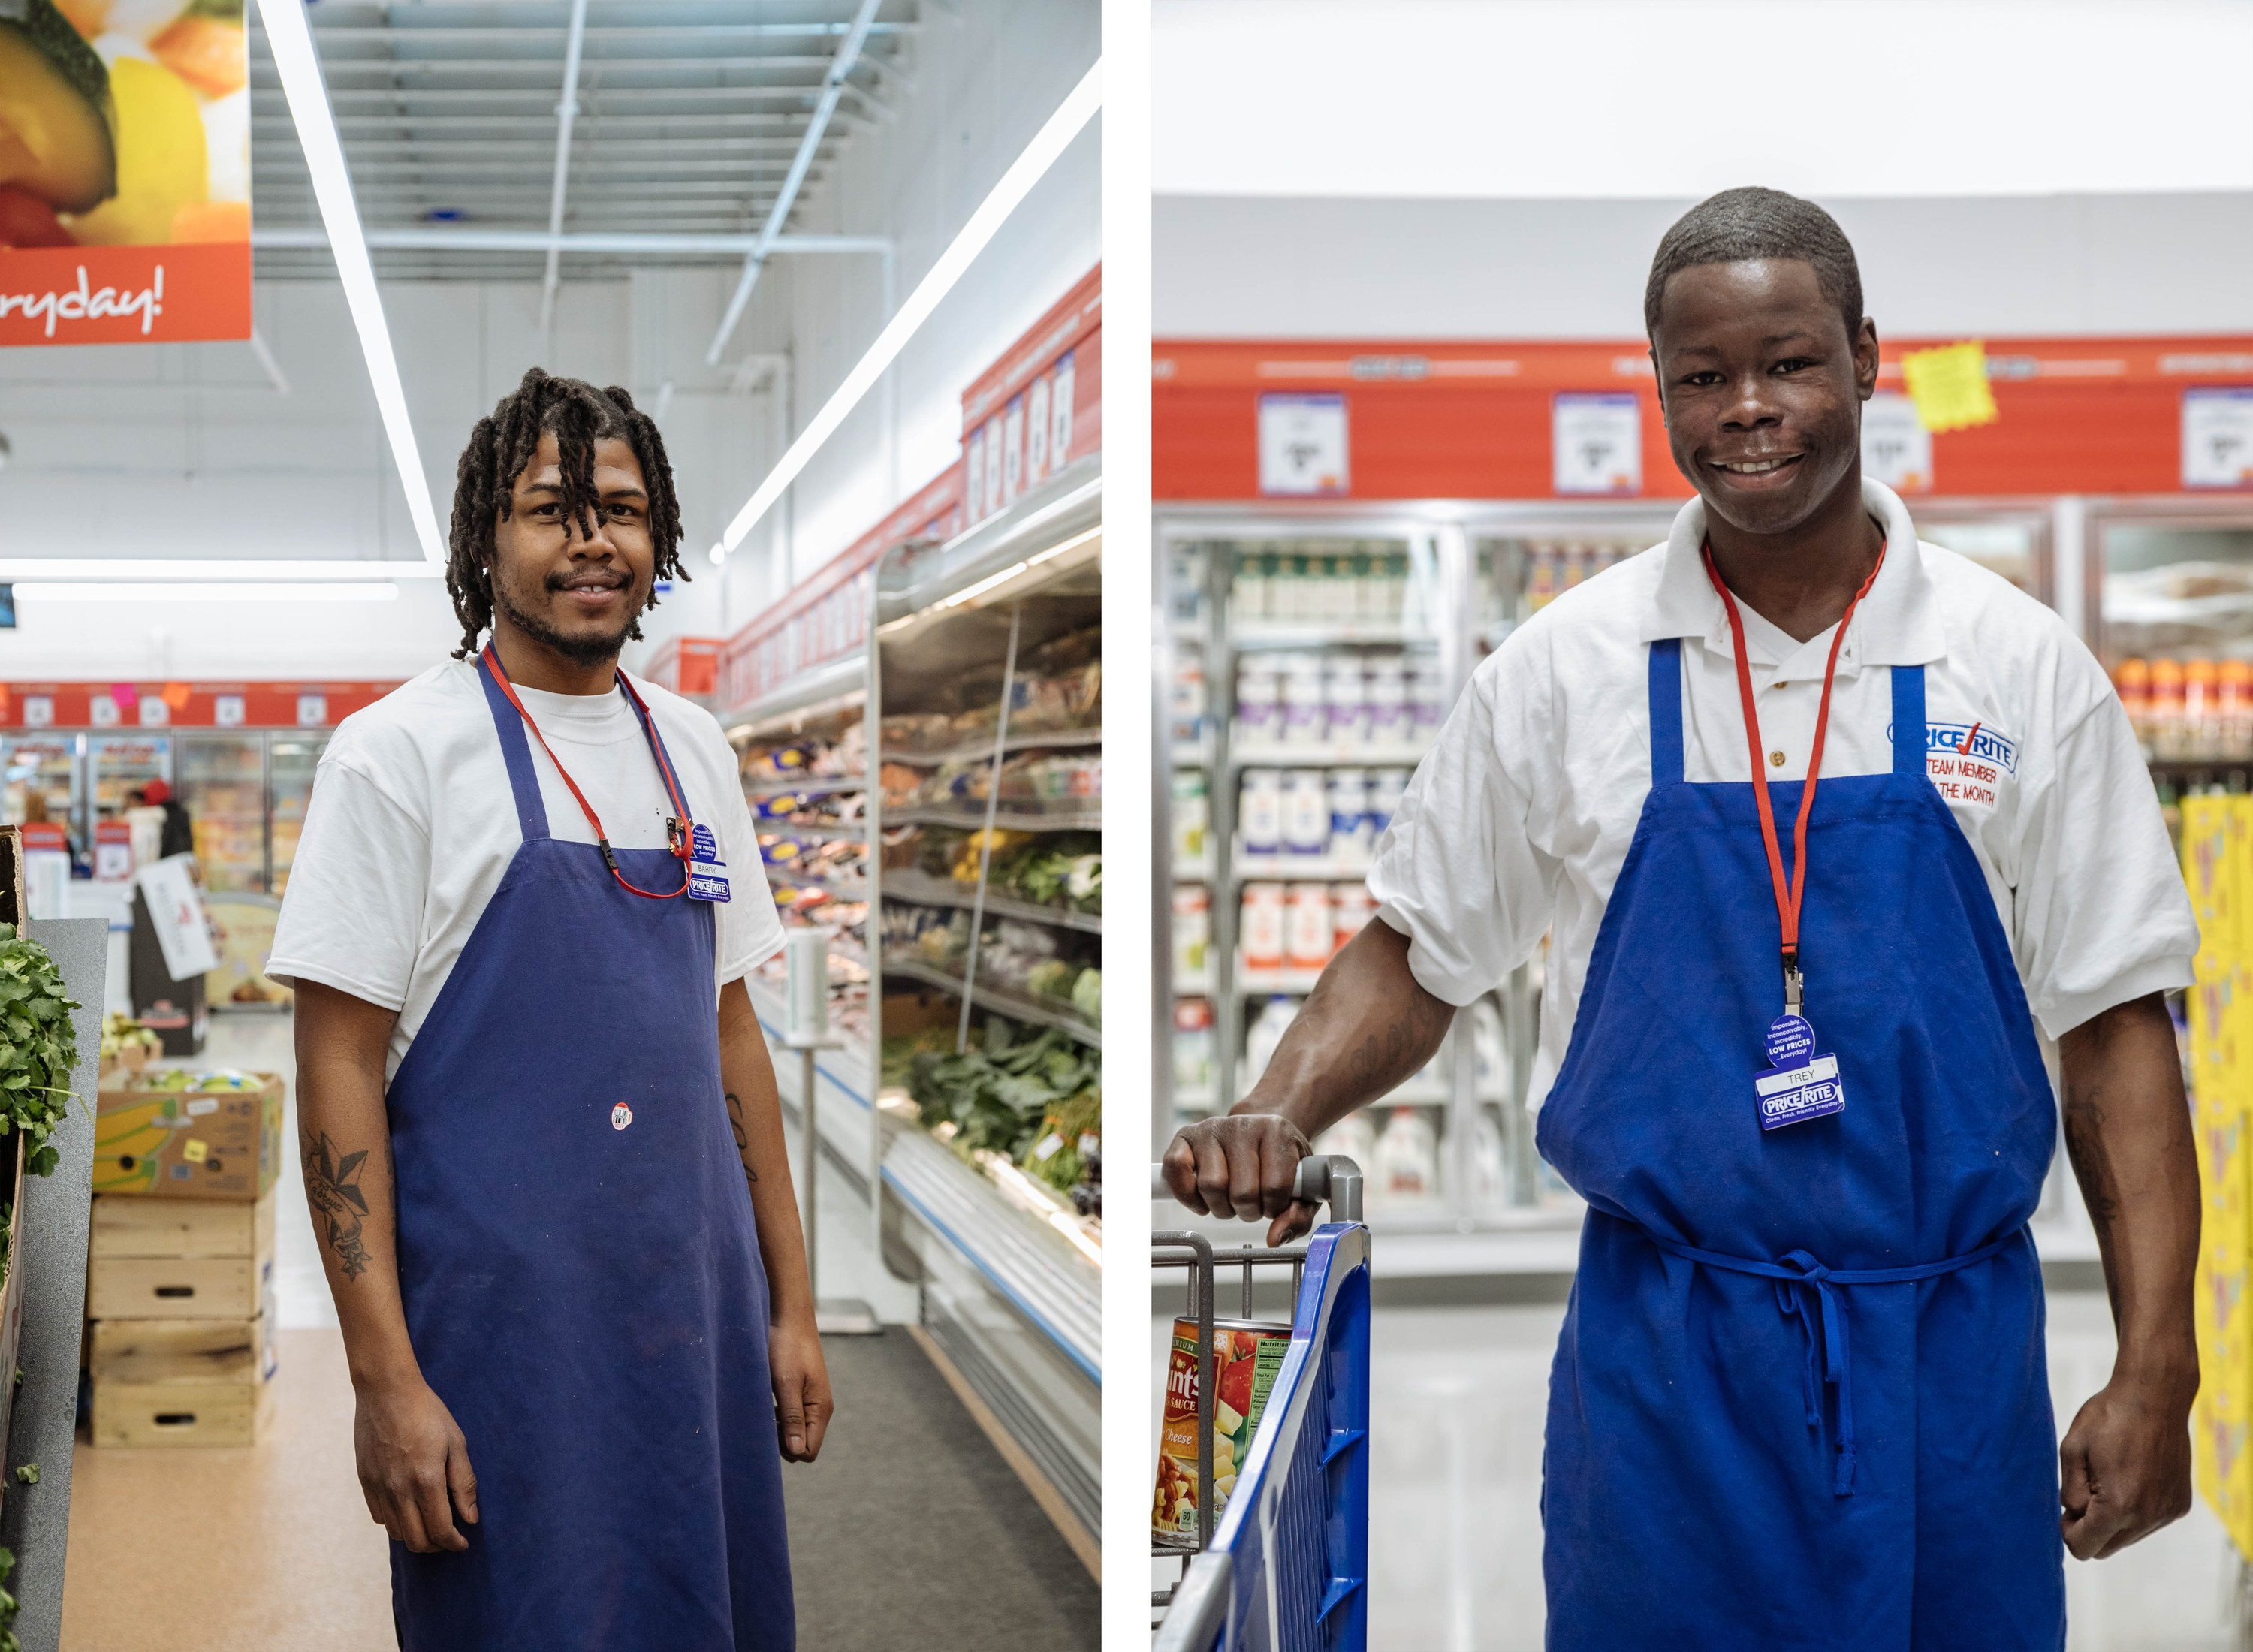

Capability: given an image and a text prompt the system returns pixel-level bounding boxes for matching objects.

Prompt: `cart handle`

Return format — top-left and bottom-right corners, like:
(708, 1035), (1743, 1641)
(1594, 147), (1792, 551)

(1150, 1154), (1364, 1225)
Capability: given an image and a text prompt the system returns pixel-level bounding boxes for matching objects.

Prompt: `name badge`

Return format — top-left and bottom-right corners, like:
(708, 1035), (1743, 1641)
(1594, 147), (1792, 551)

(1754, 1014), (1844, 1130)
(688, 870), (731, 903)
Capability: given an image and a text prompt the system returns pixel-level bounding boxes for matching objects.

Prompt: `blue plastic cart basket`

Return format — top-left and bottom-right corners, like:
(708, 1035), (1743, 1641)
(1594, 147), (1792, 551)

(1152, 1156), (1371, 1652)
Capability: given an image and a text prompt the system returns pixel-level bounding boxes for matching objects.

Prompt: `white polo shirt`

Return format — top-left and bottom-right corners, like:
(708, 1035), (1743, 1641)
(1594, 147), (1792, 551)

(1369, 479), (2197, 1111)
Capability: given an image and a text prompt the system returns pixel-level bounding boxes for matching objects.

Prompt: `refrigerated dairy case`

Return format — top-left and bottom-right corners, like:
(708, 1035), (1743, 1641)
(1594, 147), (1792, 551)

(1155, 497), (2059, 1255)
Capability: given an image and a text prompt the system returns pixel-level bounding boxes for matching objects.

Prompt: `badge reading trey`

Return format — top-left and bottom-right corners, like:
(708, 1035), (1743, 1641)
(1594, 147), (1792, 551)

(1755, 1013), (1844, 1131)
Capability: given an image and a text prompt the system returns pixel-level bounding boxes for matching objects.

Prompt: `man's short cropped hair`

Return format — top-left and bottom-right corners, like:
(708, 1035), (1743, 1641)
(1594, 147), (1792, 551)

(1644, 186), (1863, 344)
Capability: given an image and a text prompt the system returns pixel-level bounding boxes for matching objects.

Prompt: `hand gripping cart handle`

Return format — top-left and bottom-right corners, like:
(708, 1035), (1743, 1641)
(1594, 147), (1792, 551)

(1151, 1156), (1371, 1652)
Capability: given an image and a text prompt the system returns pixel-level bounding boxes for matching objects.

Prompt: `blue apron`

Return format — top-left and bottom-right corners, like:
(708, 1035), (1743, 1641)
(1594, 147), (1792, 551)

(386, 656), (793, 1650)
(1534, 640), (2063, 1650)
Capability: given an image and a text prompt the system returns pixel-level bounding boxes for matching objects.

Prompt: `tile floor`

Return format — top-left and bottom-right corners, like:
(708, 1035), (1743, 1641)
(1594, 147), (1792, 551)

(1155, 1296), (2242, 1651)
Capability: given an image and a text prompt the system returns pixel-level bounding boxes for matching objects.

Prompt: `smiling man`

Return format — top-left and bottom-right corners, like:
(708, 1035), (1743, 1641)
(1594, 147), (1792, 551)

(269, 369), (825, 1650)
(1163, 188), (2201, 1646)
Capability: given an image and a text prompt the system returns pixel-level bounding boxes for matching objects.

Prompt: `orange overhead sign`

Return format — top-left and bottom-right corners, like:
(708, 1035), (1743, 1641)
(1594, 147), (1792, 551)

(0, 0), (252, 346)
(1154, 336), (2253, 501)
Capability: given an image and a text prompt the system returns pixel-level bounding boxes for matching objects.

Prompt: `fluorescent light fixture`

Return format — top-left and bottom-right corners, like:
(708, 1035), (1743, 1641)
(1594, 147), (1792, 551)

(16, 583), (400, 604)
(254, 0), (444, 565)
(715, 58), (1102, 561)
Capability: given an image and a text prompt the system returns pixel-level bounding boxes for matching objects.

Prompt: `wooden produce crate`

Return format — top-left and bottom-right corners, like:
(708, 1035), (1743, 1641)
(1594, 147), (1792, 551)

(88, 1191), (279, 1447)
(86, 1193), (274, 1321)
(92, 1376), (278, 1449)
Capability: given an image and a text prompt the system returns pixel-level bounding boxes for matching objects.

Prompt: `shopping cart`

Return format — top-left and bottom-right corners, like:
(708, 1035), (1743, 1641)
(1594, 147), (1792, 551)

(1151, 1156), (1371, 1652)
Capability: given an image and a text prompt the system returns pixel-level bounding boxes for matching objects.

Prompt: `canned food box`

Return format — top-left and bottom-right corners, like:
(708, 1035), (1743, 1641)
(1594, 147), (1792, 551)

(1151, 1316), (1292, 1550)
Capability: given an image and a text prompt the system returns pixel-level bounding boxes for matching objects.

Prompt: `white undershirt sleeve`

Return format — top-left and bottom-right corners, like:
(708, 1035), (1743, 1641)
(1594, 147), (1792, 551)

(1368, 657), (1562, 1007)
(2012, 689), (2198, 1039)
(266, 757), (430, 1013)
(713, 744), (786, 987)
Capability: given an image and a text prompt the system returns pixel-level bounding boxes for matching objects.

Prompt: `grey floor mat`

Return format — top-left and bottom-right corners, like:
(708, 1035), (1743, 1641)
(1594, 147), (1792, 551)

(781, 1329), (1099, 1650)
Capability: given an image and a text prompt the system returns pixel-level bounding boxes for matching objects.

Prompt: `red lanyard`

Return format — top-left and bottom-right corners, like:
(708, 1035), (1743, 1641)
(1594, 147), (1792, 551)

(1700, 538), (1885, 1010)
(481, 645), (695, 900)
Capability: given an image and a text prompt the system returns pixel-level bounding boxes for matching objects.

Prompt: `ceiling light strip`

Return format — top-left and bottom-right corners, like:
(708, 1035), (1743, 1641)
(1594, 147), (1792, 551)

(537, 0), (592, 334)
(252, 0), (445, 567)
(14, 583), (400, 604)
(715, 59), (1102, 561)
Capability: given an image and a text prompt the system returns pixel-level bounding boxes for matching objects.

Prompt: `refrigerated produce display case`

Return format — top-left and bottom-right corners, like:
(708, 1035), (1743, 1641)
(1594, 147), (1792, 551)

(0, 736), (81, 855)
(90, 735), (170, 828)
(867, 456), (1103, 1556)
(270, 737), (327, 894)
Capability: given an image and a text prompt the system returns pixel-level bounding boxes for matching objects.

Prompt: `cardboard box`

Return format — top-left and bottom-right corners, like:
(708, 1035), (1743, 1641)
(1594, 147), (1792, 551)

(92, 1376), (277, 1448)
(91, 1192), (276, 1261)
(92, 1073), (285, 1201)
(90, 1315), (276, 1386)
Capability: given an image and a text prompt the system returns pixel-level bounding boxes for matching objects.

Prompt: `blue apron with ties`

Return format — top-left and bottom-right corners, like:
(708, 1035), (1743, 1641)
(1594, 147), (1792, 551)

(386, 655), (793, 1650)
(1534, 639), (2064, 1650)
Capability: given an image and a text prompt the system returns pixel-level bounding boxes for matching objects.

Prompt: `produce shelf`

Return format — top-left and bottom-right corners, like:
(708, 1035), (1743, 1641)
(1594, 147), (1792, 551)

(882, 728), (1102, 766)
(882, 869), (1101, 935)
(753, 820), (867, 842)
(1232, 618), (1422, 647)
(882, 954), (1102, 1049)
(1227, 738), (1431, 768)
(743, 774), (867, 800)
(1229, 841), (1376, 883)
(765, 868), (870, 900)
(890, 806), (1103, 833)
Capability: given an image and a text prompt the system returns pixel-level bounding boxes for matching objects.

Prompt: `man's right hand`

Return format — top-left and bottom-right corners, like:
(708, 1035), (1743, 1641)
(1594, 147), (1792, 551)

(1162, 1113), (1320, 1247)
(354, 1375), (480, 1554)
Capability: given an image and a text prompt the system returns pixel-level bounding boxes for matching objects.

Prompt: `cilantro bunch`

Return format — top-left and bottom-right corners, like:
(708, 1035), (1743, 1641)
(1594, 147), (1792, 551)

(0, 926), (78, 1179)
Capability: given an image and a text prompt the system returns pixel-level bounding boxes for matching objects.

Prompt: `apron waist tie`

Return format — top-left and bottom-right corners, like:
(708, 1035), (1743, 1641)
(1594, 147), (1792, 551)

(1645, 1225), (2028, 1497)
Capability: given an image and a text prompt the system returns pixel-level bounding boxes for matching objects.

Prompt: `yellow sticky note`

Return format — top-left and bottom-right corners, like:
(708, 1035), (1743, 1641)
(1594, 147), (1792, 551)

(182, 1138), (207, 1163)
(1900, 342), (1999, 434)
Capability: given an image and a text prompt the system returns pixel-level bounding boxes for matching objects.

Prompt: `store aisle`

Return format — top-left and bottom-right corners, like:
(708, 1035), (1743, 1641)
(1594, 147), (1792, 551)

(61, 1328), (392, 1650)
(1152, 1295), (2239, 1651)
(786, 1331), (1098, 1649)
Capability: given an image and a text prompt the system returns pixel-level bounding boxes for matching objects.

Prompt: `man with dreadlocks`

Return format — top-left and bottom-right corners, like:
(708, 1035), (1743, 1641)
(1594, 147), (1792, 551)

(1163, 189), (2202, 1645)
(270, 368), (822, 1650)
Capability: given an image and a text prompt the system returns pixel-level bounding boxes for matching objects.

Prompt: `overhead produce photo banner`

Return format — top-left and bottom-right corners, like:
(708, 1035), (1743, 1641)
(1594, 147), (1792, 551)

(0, 0), (249, 345)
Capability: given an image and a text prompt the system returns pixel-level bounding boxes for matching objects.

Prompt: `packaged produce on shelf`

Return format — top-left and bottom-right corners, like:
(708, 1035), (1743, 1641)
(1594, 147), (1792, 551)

(1241, 885), (1286, 971)
(2115, 656), (2253, 762)
(1232, 650), (1439, 752)
(882, 903), (1102, 1025)
(890, 1013), (1102, 1210)
(1171, 656), (1208, 747)
(903, 749), (1102, 813)
(94, 1068), (285, 1201)
(898, 825), (1102, 915)
(737, 723), (865, 785)
(1152, 1317), (1290, 1548)
(1243, 993), (1300, 1085)
(880, 625), (1102, 755)
(1231, 547), (1407, 622)
(1523, 541), (1636, 612)
(1373, 1105), (1440, 1202)
(1172, 884), (1209, 978)
(1171, 771), (1208, 863)
(1172, 997), (1214, 1093)
(99, 1011), (162, 1082)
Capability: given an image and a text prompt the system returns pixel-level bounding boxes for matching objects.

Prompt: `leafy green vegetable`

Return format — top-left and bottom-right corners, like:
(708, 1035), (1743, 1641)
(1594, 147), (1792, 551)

(0, 927), (79, 1180)
(1071, 966), (1102, 1024)
(906, 1014), (1100, 1165)
(11, 1465), (33, 1486)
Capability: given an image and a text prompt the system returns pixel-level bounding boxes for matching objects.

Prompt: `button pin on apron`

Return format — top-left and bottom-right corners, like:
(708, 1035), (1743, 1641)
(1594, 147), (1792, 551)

(1703, 538), (1884, 1129)
(612, 1103), (633, 1131)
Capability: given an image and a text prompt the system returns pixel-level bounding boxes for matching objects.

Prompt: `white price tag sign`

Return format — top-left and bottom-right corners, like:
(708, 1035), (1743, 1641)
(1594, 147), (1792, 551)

(22, 696), (51, 728)
(1553, 393), (1642, 496)
(296, 692), (327, 728)
(214, 694), (245, 728)
(1861, 392), (1933, 493)
(1259, 392), (1350, 497)
(2184, 388), (2253, 489)
(135, 852), (220, 982)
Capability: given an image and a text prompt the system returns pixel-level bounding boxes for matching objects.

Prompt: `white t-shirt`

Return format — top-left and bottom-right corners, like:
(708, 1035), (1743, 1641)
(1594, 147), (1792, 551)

(269, 658), (784, 1082)
(1369, 480), (2197, 1111)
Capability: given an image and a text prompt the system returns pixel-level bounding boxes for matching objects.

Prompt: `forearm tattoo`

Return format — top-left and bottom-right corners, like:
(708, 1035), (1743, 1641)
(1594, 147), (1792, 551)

(725, 1092), (759, 1188)
(2064, 1086), (2122, 1232)
(305, 1131), (374, 1282)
